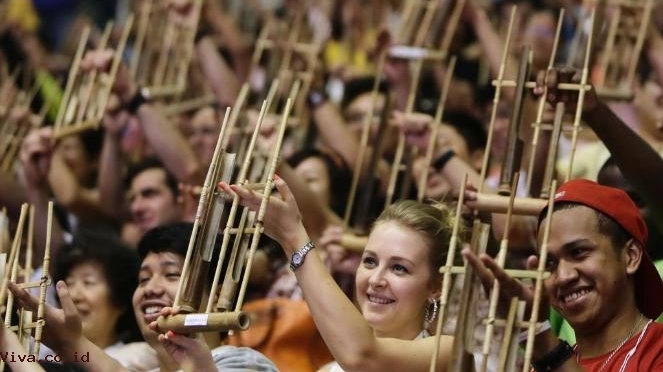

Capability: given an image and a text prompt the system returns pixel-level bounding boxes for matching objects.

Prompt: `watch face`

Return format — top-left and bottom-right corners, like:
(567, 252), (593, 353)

(292, 253), (303, 266)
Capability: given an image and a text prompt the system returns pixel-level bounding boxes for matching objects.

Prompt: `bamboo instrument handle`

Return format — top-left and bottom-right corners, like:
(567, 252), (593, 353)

(155, 311), (250, 333)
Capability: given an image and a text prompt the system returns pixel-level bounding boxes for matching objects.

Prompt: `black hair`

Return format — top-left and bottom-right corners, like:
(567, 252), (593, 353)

(77, 128), (104, 160)
(441, 110), (488, 154)
(286, 147), (352, 217)
(52, 228), (142, 343)
(137, 222), (227, 287)
(124, 156), (179, 197)
(550, 202), (631, 251)
(341, 76), (390, 110)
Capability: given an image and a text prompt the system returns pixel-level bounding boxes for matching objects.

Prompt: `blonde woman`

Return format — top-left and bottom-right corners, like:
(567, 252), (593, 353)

(219, 177), (458, 372)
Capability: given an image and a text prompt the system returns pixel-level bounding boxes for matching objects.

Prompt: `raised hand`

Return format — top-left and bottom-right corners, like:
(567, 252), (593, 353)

(320, 225), (361, 275)
(533, 67), (600, 114)
(218, 175), (309, 254)
(461, 248), (549, 321)
(19, 127), (55, 189)
(393, 110), (433, 150)
(149, 306), (217, 372)
(8, 281), (84, 352)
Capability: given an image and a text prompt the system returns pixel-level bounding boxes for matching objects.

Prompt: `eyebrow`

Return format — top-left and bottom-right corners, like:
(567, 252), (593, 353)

(363, 250), (416, 266)
(139, 260), (182, 271)
(555, 239), (595, 255)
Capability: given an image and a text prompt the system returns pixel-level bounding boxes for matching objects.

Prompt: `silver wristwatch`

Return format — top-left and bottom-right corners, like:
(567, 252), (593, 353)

(290, 241), (315, 271)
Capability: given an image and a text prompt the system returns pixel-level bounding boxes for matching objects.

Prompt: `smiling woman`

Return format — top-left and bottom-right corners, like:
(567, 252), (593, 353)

(218, 178), (461, 372)
(51, 228), (142, 365)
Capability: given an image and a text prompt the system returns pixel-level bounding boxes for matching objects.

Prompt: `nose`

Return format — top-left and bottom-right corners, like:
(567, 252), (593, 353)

(67, 282), (84, 303)
(142, 276), (165, 298)
(130, 196), (146, 216)
(368, 267), (387, 289)
(554, 259), (579, 287)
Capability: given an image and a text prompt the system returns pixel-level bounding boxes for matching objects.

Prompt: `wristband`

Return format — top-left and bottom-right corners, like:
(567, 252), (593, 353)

(530, 339), (574, 372)
(307, 90), (328, 109)
(125, 87), (150, 114)
(432, 149), (455, 171)
(194, 23), (213, 44)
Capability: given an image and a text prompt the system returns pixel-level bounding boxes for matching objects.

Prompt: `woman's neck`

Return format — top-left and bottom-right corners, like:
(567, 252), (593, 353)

(374, 322), (424, 341)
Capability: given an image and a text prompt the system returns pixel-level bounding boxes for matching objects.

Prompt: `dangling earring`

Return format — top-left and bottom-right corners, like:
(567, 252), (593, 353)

(425, 298), (439, 324)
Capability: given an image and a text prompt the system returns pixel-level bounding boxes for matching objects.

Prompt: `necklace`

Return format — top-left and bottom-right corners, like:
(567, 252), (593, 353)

(574, 314), (644, 372)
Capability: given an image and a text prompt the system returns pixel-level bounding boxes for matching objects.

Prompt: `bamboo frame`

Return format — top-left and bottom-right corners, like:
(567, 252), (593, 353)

(130, 0), (203, 99)
(0, 202), (53, 362)
(592, 0), (654, 100)
(156, 79), (301, 333)
(0, 86), (47, 172)
(437, 5), (600, 370)
(387, 0), (467, 61)
(53, 16), (134, 139)
(417, 57), (456, 202)
(247, 6), (320, 145)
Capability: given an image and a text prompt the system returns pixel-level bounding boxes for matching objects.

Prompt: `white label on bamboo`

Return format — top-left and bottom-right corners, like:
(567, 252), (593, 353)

(184, 313), (209, 326)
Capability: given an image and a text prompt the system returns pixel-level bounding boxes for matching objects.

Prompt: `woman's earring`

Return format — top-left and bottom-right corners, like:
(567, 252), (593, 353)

(425, 298), (439, 324)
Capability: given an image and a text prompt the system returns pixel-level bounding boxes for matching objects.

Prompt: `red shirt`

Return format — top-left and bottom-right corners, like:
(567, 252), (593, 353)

(577, 321), (663, 371)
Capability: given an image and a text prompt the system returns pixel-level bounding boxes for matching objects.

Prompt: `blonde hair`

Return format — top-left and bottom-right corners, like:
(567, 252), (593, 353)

(374, 200), (462, 280)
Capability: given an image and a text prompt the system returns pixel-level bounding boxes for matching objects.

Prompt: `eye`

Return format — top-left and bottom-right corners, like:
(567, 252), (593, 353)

(545, 257), (558, 271)
(165, 272), (181, 281)
(362, 256), (377, 268)
(570, 247), (588, 258)
(138, 275), (151, 285)
(392, 264), (409, 274)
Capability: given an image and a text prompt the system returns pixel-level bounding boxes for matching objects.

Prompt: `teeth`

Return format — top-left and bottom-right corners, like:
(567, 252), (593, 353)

(144, 306), (161, 314)
(563, 289), (591, 304)
(368, 295), (393, 305)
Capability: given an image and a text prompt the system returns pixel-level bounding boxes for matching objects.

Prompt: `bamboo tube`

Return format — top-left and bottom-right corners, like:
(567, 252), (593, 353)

(521, 180), (557, 371)
(33, 201), (54, 356)
(155, 311), (250, 333)
(430, 174), (468, 372)
(524, 8), (565, 195)
(234, 82), (300, 312)
(214, 87), (277, 313)
(564, 9), (596, 181)
(385, 58), (423, 207)
(174, 107), (233, 312)
(479, 174), (519, 372)
(464, 192), (547, 216)
(478, 6), (518, 194)
(417, 57), (456, 202)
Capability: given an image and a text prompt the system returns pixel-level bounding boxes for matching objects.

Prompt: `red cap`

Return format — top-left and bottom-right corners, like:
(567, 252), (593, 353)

(539, 179), (663, 320)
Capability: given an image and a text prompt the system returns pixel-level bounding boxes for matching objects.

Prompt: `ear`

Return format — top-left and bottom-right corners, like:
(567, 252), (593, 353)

(428, 279), (442, 301)
(623, 238), (643, 276)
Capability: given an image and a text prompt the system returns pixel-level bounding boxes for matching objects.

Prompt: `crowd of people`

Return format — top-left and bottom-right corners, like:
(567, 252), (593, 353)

(2, 0), (663, 371)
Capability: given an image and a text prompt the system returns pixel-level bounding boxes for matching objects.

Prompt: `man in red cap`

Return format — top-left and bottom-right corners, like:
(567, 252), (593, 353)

(464, 179), (663, 371)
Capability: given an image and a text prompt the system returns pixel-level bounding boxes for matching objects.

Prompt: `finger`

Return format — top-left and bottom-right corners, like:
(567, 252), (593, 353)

(526, 255), (540, 271)
(272, 175), (294, 203)
(534, 70), (546, 95)
(461, 249), (495, 291)
(480, 255), (526, 298)
(55, 281), (78, 317)
(8, 281), (39, 311)
(162, 331), (198, 348)
(545, 68), (558, 103)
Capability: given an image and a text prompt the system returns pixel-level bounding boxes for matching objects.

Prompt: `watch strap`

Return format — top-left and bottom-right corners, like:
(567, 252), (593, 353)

(290, 241), (315, 271)
(530, 340), (574, 372)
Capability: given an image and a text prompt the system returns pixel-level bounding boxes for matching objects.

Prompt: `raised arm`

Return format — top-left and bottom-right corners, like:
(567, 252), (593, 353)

(309, 99), (391, 193)
(0, 323), (45, 372)
(218, 178), (454, 372)
(536, 68), (663, 234)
